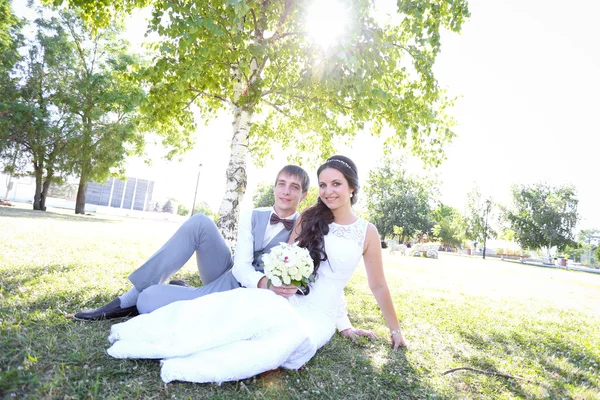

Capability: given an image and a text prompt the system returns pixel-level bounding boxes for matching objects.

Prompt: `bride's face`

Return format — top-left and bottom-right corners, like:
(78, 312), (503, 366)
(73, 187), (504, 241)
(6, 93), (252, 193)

(318, 168), (353, 211)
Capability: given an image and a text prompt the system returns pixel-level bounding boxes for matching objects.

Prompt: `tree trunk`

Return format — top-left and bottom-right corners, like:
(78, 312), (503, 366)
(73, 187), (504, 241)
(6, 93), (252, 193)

(75, 167), (88, 214)
(33, 163), (44, 211)
(216, 106), (252, 249)
(216, 57), (261, 249)
(39, 170), (53, 211)
(4, 176), (12, 200)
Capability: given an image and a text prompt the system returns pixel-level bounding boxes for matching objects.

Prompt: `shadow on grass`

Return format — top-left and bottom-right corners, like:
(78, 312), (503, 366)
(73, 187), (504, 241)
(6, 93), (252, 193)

(0, 263), (80, 294)
(454, 327), (600, 398)
(0, 290), (163, 399)
(2, 287), (441, 399)
(0, 206), (118, 224)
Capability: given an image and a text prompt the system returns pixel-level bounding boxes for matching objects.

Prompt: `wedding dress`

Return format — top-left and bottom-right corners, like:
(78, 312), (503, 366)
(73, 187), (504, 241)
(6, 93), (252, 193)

(107, 219), (369, 384)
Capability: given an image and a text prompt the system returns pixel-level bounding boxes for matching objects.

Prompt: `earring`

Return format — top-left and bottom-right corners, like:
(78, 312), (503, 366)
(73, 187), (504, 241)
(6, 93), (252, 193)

(350, 193), (353, 198)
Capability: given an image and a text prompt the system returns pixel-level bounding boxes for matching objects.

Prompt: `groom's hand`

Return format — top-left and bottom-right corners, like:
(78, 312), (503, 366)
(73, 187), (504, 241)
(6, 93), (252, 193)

(258, 277), (298, 298)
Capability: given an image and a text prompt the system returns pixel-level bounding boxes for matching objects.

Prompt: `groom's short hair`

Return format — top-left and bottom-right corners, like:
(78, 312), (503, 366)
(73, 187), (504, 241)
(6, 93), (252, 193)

(276, 165), (310, 193)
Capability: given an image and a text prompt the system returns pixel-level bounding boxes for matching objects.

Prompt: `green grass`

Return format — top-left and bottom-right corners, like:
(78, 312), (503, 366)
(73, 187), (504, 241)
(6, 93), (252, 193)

(1, 203), (599, 399)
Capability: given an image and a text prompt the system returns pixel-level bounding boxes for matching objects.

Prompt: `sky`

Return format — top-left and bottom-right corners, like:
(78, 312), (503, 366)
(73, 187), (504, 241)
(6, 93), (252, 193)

(13, 0), (600, 229)
(432, 0), (600, 229)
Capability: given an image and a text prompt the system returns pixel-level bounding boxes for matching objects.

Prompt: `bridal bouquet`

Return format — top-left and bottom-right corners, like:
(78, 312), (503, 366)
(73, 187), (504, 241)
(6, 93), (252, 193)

(262, 242), (314, 288)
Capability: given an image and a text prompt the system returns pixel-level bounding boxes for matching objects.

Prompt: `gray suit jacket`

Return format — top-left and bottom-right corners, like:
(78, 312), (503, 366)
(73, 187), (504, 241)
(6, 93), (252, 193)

(250, 209), (297, 272)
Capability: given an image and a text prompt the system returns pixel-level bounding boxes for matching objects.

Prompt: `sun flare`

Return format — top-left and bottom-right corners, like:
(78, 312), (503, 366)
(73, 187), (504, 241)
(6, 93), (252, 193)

(306, 0), (349, 48)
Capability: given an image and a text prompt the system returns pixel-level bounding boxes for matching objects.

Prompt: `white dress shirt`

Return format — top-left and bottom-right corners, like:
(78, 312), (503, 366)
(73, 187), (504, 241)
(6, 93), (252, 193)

(232, 207), (297, 289)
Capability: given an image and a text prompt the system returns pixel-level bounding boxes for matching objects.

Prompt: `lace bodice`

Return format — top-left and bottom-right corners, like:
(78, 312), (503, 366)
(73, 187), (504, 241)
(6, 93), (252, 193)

(328, 220), (369, 248)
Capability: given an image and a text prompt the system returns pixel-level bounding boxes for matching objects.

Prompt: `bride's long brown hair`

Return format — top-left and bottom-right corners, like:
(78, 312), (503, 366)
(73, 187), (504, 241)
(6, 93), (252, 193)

(296, 155), (360, 272)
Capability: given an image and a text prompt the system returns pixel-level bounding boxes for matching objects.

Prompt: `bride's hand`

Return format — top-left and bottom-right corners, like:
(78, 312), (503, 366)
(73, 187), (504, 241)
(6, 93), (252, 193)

(391, 330), (407, 350)
(270, 284), (298, 297)
(258, 277), (297, 298)
(340, 327), (377, 341)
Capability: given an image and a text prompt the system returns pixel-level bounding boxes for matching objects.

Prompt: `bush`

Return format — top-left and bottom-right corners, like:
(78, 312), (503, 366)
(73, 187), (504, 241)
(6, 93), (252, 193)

(177, 204), (189, 216)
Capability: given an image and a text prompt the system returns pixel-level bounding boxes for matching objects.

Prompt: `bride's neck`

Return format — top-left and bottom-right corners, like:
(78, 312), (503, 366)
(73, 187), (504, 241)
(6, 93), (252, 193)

(331, 206), (356, 225)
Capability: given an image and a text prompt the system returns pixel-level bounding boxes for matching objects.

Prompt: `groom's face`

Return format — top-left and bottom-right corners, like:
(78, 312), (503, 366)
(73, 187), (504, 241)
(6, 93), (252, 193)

(273, 173), (307, 217)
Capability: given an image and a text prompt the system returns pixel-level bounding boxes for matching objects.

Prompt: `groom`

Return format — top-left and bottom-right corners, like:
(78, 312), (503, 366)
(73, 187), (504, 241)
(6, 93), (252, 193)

(74, 165), (358, 334)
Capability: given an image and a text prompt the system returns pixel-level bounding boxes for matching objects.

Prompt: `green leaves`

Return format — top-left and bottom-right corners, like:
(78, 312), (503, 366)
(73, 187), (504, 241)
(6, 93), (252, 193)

(364, 156), (437, 241)
(505, 183), (579, 252)
(49, 0), (468, 168)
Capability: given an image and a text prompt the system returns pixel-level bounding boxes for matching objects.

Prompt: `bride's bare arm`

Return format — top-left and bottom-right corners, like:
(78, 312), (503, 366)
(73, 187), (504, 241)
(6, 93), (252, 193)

(362, 223), (406, 350)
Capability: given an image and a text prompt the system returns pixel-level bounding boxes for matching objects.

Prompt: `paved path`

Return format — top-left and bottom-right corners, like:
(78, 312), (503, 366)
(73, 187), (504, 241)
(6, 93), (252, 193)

(501, 257), (600, 275)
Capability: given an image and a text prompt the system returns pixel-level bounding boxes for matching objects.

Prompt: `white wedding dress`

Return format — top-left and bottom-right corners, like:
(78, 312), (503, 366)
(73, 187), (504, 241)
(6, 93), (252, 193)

(107, 219), (369, 384)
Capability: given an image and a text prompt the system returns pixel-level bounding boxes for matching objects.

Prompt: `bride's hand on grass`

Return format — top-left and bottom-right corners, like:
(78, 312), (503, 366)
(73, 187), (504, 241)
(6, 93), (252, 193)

(391, 331), (407, 350)
(340, 327), (377, 341)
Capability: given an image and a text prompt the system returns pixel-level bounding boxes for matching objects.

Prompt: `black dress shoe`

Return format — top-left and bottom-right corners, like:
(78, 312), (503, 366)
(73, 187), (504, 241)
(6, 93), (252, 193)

(74, 298), (139, 321)
(168, 279), (190, 287)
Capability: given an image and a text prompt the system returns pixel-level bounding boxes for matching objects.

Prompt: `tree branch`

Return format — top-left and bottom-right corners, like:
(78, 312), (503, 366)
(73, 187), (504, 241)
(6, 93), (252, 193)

(249, 8), (261, 39)
(61, 14), (90, 74)
(268, 31), (308, 43)
(273, 0), (292, 37)
(263, 100), (292, 118)
(188, 86), (234, 107)
(442, 367), (532, 383)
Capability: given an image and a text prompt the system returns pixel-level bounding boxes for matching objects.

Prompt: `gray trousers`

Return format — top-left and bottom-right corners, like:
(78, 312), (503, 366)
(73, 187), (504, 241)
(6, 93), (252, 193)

(129, 214), (240, 314)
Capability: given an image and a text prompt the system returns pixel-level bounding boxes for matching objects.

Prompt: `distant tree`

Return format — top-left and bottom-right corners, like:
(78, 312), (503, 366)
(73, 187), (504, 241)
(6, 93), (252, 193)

(0, 1), (24, 200)
(299, 187), (318, 213)
(505, 183), (579, 261)
(0, 14), (77, 210)
(578, 229), (600, 247)
(431, 204), (466, 247)
(177, 203), (189, 216)
(193, 201), (216, 221)
(252, 183), (275, 209)
(463, 187), (496, 243)
(577, 229), (600, 265)
(253, 182), (317, 213)
(0, 8), (160, 213)
(364, 158), (435, 241)
(56, 11), (148, 215)
(161, 199), (174, 214)
(0, 0), (21, 62)
(595, 246), (600, 266)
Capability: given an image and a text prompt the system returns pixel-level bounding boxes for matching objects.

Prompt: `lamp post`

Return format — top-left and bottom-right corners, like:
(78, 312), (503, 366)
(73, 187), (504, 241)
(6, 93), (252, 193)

(482, 198), (492, 260)
(191, 163), (203, 216)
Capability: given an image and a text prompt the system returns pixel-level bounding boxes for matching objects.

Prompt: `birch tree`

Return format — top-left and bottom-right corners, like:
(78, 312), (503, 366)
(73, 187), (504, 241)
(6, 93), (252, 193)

(49, 0), (469, 246)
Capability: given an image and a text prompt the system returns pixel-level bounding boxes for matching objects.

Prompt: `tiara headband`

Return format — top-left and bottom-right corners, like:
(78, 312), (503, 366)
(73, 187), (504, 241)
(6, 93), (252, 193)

(326, 158), (353, 171)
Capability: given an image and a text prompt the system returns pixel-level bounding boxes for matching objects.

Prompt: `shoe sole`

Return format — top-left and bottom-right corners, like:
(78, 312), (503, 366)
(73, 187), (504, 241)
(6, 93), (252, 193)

(72, 314), (138, 321)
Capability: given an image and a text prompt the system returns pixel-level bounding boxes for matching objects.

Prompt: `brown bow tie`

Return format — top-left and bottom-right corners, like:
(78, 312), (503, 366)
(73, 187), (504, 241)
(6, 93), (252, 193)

(270, 214), (294, 231)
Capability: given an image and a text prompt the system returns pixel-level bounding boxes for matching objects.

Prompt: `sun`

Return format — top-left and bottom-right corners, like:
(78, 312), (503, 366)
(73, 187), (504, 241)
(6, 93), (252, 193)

(306, 0), (349, 48)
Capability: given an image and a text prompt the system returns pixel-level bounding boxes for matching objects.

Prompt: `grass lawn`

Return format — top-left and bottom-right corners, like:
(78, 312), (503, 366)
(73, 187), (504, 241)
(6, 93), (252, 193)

(1, 204), (599, 399)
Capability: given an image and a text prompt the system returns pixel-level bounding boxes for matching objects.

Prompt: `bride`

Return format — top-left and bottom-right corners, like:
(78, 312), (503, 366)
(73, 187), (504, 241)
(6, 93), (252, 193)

(106, 155), (406, 383)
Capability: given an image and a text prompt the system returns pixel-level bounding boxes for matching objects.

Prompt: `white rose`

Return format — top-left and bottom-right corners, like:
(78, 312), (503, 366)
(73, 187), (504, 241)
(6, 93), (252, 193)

(271, 276), (282, 287)
(283, 275), (291, 285)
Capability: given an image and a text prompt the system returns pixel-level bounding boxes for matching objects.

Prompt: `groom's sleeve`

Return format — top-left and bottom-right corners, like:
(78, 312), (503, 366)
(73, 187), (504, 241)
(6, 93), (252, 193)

(335, 294), (352, 332)
(232, 210), (264, 288)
